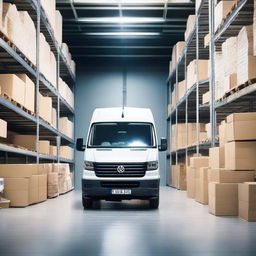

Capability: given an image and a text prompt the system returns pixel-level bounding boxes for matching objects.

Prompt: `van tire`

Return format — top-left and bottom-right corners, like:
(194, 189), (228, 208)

(83, 198), (93, 209)
(149, 197), (159, 209)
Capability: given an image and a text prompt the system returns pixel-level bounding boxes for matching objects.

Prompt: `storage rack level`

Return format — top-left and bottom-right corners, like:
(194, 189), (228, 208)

(0, 0), (75, 172)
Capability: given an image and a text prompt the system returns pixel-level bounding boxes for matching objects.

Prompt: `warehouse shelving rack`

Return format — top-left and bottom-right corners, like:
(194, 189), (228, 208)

(167, 0), (256, 186)
(0, 1), (75, 167)
(166, 0), (210, 185)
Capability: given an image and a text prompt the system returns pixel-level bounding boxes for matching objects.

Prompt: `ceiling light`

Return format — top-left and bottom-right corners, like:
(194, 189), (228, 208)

(73, 0), (191, 4)
(77, 17), (165, 23)
(84, 32), (160, 36)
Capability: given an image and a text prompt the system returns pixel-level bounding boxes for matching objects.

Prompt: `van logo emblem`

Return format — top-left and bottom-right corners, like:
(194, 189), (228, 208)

(117, 165), (125, 173)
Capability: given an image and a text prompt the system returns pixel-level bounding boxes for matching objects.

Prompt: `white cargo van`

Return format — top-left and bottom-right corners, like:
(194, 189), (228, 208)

(76, 107), (167, 209)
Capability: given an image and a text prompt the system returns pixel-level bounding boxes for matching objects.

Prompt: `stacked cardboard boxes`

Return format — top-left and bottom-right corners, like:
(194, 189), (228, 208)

(0, 164), (47, 207)
(208, 112), (256, 217)
(53, 164), (73, 194)
(237, 26), (256, 85)
(60, 146), (74, 160)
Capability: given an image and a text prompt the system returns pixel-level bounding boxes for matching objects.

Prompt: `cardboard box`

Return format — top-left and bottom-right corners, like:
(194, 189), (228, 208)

(0, 164), (38, 178)
(11, 134), (36, 151)
(3, 177), (30, 207)
(237, 26), (256, 85)
(218, 121), (227, 147)
(0, 197), (10, 208)
(49, 145), (57, 157)
(52, 108), (57, 128)
(208, 169), (255, 183)
(178, 80), (186, 101)
(41, 0), (56, 29)
(185, 15), (196, 41)
(204, 33), (210, 48)
(209, 147), (225, 169)
(190, 156), (209, 169)
(187, 59), (209, 89)
(60, 146), (74, 160)
(171, 164), (186, 190)
(187, 166), (196, 198)
(209, 182), (238, 216)
(17, 74), (35, 113)
(39, 93), (52, 124)
(195, 167), (209, 205)
(39, 140), (50, 155)
(222, 37), (237, 76)
(47, 172), (59, 198)
(214, 1), (237, 32)
(55, 10), (62, 46)
(0, 119), (7, 138)
(226, 112), (256, 142)
(0, 74), (25, 105)
(202, 91), (210, 104)
(59, 117), (74, 139)
(223, 73), (237, 92)
(225, 141), (256, 170)
(239, 182), (256, 221)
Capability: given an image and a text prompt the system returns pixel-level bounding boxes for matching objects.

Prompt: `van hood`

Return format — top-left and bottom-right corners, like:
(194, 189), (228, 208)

(85, 148), (158, 163)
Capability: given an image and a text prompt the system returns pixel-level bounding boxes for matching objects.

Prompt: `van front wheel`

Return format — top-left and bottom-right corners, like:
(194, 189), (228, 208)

(149, 197), (159, 209)
(83, 198), (93, 209)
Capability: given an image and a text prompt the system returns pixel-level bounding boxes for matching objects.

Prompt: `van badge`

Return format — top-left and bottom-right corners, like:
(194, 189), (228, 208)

(117, 165), (125, 173)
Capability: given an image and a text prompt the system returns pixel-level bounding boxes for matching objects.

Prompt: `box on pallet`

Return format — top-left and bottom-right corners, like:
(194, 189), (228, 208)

(237, 26), (256, 85)
(0, 74), (25, 106)
(187, 59), (209, 90)
(0, 119), (7, 138)
(17, 74), (35, 113)
(225, 141), (256, 170)
(208, 169), (255, 183)
(39, 93), (52, 124)
(185, 15), (196, 41)
(214, 1), (237, 32)
(223, 73), (237, 92)
(222, 37), (237, 77)
(55, 10), (62, 46)
(209, 182), (238, 216)
(239, 182), (256, 221)
(226, 112), (256, 142)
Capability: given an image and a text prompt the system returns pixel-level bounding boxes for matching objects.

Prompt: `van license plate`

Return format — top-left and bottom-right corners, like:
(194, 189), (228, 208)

(111, 189), (131, 195)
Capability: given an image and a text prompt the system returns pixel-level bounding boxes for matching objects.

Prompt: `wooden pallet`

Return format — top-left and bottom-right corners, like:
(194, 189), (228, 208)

(0, 93), (35, 116)
(217, 78), (256, 102)
(0, 30), (36, 69)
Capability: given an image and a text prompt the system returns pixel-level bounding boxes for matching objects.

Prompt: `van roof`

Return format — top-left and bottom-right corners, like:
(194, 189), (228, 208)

(91, 107), (154, 123)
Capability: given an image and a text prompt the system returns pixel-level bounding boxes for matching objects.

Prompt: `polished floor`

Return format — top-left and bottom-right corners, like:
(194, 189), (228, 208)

(0, 187), (256, 256)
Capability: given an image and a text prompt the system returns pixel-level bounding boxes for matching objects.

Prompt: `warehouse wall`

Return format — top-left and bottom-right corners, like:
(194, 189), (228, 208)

(75, 64), (168, 188)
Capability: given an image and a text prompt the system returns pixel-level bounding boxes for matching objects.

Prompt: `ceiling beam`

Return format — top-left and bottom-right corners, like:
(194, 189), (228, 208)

(70, 45), (171, 48)
(72, 54), (171, 58)
(57, 6), (194, 10)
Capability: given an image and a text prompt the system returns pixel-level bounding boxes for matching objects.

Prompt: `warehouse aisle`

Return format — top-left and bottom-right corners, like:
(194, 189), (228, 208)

(0, 187), (256, 256)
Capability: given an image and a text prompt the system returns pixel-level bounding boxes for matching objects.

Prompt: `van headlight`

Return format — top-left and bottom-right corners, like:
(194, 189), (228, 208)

(147, 161), (158, 171)
(84, 161), (94, 171)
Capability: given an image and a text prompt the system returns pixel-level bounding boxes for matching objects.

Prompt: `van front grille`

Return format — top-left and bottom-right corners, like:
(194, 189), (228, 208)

(100, 181), (140, 188)
(94, 162), (146, 177)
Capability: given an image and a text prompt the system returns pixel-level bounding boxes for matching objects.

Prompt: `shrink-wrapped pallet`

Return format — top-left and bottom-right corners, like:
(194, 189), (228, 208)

(237, 26), (256, 85)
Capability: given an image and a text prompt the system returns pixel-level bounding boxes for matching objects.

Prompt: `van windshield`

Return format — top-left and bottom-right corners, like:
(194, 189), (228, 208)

(88, 122), (156, 148)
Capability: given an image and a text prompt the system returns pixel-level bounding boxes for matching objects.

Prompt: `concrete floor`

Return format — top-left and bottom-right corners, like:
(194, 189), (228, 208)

(0, 187), (256, 256)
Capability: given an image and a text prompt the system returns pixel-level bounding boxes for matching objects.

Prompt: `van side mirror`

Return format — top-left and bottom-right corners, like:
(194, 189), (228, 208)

(76, 138), (85, 151)
(158, 137), (167, 152)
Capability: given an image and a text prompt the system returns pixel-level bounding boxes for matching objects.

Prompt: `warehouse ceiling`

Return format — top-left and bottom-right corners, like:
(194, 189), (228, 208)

(56, 0), (195, 65)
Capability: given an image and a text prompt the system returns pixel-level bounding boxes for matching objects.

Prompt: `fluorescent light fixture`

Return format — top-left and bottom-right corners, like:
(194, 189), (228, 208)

(85, 32), (160, 36)
(77, 17), (165, 23)
(74, 0), (191, 4)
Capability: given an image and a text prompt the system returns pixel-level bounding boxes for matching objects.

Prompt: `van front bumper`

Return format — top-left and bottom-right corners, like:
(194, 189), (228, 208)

(82, 179), (160, 200)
